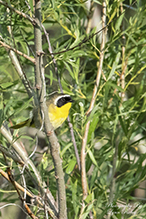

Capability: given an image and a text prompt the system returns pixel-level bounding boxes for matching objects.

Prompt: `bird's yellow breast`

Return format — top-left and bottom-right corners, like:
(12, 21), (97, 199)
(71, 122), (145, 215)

(48, 102), (72, 129)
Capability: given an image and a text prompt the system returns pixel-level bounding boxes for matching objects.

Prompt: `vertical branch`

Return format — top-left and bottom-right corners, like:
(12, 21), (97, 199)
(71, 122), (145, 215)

(80, 0), (106, 214)
(86, 1), (106, 116)
(34, 1), (67, 218)
(67, 117), (81, 171)
(34, 0), (45, 105)
(120, 3), (126, 102)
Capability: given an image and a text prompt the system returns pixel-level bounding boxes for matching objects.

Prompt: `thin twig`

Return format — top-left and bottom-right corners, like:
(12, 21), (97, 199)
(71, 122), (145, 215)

(86, 4), (106, 115)
(67, 117), (81, 170)
(120, 3), (126, 102)
(10, 49), (33, 98)
(0, 203), (28, 216)
(25, 0), (34, 15)
(0, 40), (35, 63)
(2, 153), (38, 219)
(24, 203), (38, 219)
(0, 169), (35, 198)
(80, 0), (106, 217)
(81, 121), (90, 200)
(19, 28), (35, 57)
(0, 144), (24, 165)
(41, 23), (63, 92)
(0, 125), (42, 185)
(50, 24), (107, 56)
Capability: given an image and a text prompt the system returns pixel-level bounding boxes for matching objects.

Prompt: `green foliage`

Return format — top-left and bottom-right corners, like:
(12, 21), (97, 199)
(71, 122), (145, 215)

(0, 0), (146, 218)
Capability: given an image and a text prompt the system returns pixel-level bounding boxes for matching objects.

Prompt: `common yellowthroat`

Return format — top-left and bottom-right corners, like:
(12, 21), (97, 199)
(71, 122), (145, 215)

(11, 92), (73, 130)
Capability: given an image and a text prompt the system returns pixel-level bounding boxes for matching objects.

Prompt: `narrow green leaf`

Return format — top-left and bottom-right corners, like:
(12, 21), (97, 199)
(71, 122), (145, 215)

(107, 82), (124, 92)
(116, 105), (127, 136)
(61, 143), (72, 156)
(0, 109), (4, 127)
(115, 13), (125, 31)
(87, 113), (99, 143)
(107, 52), (121, 80)
(66, 157), (76, 174)
(87, 148), (97, 166)
(12, 97), (33, 116)
(0, 80), (19, 90)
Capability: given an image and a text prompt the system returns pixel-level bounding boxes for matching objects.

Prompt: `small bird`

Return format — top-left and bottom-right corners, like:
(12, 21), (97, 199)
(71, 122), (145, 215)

(11, 92), (73, 130)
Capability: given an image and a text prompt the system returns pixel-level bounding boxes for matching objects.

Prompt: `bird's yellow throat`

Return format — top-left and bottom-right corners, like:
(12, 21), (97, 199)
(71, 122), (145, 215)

(48, 102), (72, 129)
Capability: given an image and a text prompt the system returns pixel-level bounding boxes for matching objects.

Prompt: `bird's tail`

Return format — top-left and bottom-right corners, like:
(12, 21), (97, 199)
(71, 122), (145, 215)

(11, 119), (32, 129)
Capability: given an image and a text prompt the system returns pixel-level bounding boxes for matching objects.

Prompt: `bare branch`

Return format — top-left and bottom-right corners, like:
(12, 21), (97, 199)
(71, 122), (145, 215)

(0, 40), (35, 63)
(86, 1), (107, 115)
(24, 203), (38, 219)
(9, 48), (33, 99)
(67, 117), (81, 170)
(0, 168), (33, 198)
(2, 152), (38, 219)
(120, 3), (127, 102)
(81, 120), (90, 199)
(0, 144), (24, 165)
(0, 125), (42, 184)
(41, 24), (62, 93)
